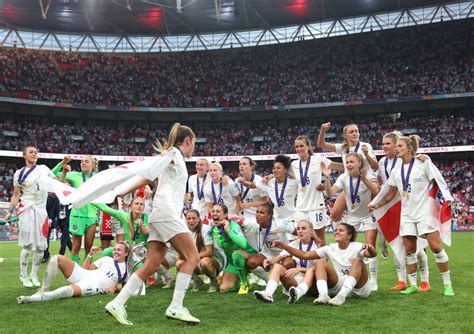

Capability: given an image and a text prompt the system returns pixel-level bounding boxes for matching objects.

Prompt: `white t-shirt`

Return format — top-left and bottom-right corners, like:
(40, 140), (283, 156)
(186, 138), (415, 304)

(335, 141), (376, 172)
(377, 156), (400, 184)
(236, 174), (264, 217)
(191, 223), (214, 248)
(149, 148), (187, 223)
(92, 257), (128, 291)
(13, 164), (54, 207)
(188, 173), (211, 217)
(334, 172), (377, 221)
(291, 156), (332, 211)
(387, 159), (434, 223)
(316, 242), (365, 277)
(243, 219), (294, 259)
(256, 177), (298, 221)
(204, 179), (240, 215)
(280, 238), (319, 268)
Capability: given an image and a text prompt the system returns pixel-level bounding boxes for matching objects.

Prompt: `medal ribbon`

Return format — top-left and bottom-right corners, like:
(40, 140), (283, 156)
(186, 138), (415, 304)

(274, 177), (288, 207)
(240, 174), (255, 201)
(299, 156), (311, 188)
(346, 142), (360, 154)
(401, 158), (415, 193)
(18, 165), (37, 185)
(258, 219), (272, 252)
(349, 175), (361, 206)
(114, 260), (128, 284)
(211, 179), (223, 204)
(197, 174), (207, 200)
(82, 171), (94, 183)
(384, 156), (397, 179)
(299, 239), (314, 268)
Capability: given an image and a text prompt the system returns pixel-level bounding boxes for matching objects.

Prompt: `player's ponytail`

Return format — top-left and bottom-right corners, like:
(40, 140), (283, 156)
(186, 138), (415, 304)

(154, 123), (195, 153)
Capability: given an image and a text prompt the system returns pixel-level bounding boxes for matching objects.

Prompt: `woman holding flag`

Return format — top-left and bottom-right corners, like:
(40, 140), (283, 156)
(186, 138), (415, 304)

(322, 152), (381, 291)
(52, 155), (99, 263)
(3, 146), (54, 288)
(369, 135), (454, 296)
(377, 131), (431, 292)
(104, 123), (202, 325)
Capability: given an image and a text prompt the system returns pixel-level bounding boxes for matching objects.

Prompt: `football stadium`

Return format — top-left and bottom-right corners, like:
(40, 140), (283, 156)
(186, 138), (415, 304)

(0, 0), (472, 332)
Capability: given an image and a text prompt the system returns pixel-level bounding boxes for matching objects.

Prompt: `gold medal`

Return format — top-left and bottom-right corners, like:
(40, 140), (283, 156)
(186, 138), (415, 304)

(351, 203), (356, 209)
(116, 283), (123, 290)
(402, 191), (407, 198)
(276, 207), (282, 212)
(300, 187), (306, 193)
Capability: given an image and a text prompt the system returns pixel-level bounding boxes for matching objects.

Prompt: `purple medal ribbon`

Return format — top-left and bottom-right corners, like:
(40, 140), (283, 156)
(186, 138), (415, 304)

(211, 178), (223, 205)
(274, 177), (288, 208)
(299, 239), (314, 268)
(197, 174), (207, 200)
(258, 219), (272, 252)
(401, 158), (415, 193)
(240, 174), (255, 201)
(299, 156), (311, 188)
(346, 142), (360, 154)
(384, 156), (397, 179)
(82, 171), (94, 183)
(18, 165), (37, 185)
(114, 260), (128, 284)
(218, 225), (226, 236)
(349, 175), (361, 206)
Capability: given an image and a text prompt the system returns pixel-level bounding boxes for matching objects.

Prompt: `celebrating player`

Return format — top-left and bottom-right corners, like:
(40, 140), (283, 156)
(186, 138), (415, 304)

(3, 146), (54, 288)
(204, 162), (241, 216)
(369, 135), (454, 296)
(17, 242), (130, 304)
(52, 155), (99, 263)
(105, 123), (201, 325)
(274, 223), (376, 306)
(187, 158), (211, 218)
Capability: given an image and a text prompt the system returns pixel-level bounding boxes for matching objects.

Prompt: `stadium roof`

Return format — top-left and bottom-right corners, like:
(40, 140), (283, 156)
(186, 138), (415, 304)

(0, 0), (461, 36)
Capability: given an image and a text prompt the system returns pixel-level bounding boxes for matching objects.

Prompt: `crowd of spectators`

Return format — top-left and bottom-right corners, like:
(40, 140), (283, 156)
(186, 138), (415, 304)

(0, 113), (471, 156)
(0, 21), (471, 108)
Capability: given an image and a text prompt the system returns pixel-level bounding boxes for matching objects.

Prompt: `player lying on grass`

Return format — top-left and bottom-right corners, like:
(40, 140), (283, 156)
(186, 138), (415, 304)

(273, 223), (376, 306)
(17, 242), (129, 304)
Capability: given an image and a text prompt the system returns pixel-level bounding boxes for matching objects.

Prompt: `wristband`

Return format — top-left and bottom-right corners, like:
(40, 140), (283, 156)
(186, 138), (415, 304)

(86, 254), (93, 259)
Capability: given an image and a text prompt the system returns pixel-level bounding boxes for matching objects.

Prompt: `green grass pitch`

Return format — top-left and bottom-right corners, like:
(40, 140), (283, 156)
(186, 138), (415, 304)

(0, 233), (473, 333)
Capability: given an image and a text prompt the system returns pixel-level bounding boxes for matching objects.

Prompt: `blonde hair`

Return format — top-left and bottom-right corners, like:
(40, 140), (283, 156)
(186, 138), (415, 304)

(295, 135), (315, 155)
(398, 135), (421, 155)
(154, 123), (195, 153)
(383, 131), (403, 144)
(210, 162), (223, 173)
(342, 123), (358, 152)
(83, 155), (99, 173)
(346, 152), (364, 171)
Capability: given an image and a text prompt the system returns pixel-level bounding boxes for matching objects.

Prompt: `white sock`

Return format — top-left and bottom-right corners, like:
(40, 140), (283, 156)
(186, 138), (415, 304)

(170, 272), (191, 307)
(42, 256), (58, 290)
(316, 279), (328, 296)
(20, 248), (30, 277)
(113, 273), (144, 306)
(408, 272), (417, 286)
(368, 257), (378, 285)
(298, 282), (309, 295)
(394, 256), (406, 282)
(265, 280), (278, 296)
(31, 250), (44, 278)
(418, 251), (429, 283)
(27, 286), (74, 302)
(338, 276), (357, 299)
(251, 267), (269, 282)
(441, 271), (451, 285)
(158, 266), (173, 280)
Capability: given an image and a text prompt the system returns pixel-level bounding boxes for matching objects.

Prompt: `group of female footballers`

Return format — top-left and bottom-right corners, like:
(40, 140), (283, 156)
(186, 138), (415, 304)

(5, 121), (455, 326)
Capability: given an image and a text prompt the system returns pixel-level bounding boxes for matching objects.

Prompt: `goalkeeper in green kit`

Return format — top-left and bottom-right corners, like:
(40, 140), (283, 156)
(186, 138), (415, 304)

(52, 155), (99, 263)
(211, 203), (256, 294)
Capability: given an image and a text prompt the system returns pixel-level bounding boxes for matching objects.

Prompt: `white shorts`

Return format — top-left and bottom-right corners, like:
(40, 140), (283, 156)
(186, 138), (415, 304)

(148, 220), (191, 244)
(345, 215), (377, 232)
(294, 271), (305, 285)
(328, 274), (372, 299)
(296, 209), (330, 230)
(17, 206), (48, 250)
(67, 263), (103, 296)
(111, 218), (124, 235)
(400, 219), (437, 238)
